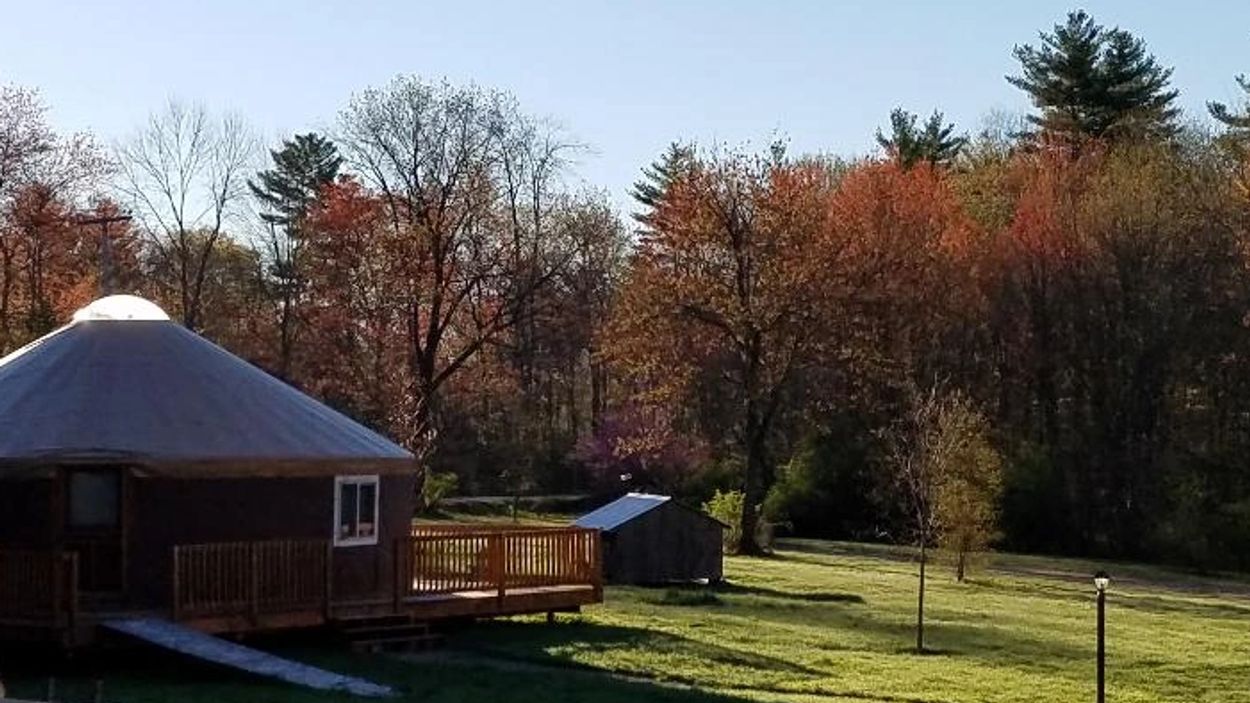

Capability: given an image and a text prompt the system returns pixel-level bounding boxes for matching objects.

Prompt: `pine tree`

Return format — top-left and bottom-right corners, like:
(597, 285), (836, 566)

(1209, 75), (1250, 133)
(249, 132), (342, 230)
(876, 108), (966, 167)
(1007, 10), (1179, 140)
(248, 132), (342, 376)
(631, 142), (695, 223)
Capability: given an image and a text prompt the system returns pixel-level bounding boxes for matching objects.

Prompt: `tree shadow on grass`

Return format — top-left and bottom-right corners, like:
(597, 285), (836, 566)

(441, 621), (968, 703)
(711, 581), (867, 604)
(690, 582), (1092, 668)
(450, 619), (825, 681)
(634, 581), (866, 607)
(1, 635), (755, 703)
(1114, 592), (1250, 619)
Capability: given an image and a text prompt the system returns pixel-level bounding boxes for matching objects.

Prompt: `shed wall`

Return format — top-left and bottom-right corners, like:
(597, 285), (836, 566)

(604, 502), (723, 584)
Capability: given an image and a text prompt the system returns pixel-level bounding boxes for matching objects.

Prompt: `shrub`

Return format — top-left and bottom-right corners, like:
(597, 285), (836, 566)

(421, 470), (460, 512)
(764, 424), (883, 540)
(703, 489), (775, 554)
(704, 489), (744, 553)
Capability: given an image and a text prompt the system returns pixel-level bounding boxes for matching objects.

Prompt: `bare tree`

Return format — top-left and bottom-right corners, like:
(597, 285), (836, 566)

(889, 388), (1000, 652)
(336, 75), (579, 475)
(116, 100), (256, 329)
(889, 388), (943, 654)
(0, 85), (55, 198)
(553, 192), (629, 433)
(0, 85), (110, 350)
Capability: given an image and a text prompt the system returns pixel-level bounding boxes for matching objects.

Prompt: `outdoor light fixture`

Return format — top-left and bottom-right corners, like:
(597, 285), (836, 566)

(1093, 570), (1110, 703)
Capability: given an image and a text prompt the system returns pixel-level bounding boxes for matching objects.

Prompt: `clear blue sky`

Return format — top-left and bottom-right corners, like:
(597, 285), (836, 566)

(2, 1), (1248, 212)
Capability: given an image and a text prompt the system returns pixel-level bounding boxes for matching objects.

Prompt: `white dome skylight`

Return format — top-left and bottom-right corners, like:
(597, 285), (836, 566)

(72, 295), (170, 322)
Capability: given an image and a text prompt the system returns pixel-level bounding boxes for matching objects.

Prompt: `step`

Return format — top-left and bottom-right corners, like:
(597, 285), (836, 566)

(341, 622), (431, 638)
(349, 632), (444, 653)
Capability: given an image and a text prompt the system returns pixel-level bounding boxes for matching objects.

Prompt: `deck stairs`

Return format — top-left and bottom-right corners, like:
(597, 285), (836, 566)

(337, 615), (444, 653)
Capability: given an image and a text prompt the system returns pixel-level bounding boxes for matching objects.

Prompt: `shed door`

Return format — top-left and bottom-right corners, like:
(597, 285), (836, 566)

(63, 467), (126, 594)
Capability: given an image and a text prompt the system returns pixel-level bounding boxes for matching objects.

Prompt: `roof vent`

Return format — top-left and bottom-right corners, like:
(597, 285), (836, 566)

(72, 295), (170, 322)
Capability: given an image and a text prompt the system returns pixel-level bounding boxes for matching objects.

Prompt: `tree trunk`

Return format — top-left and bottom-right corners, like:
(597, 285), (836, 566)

(278, 291), (294, 379)
(410, 345), (442, 507)
(737, 409), (769, 556)
(917, 540), (927, 653)
(955, 546), (966, 583)
(589, 351), (604, 432)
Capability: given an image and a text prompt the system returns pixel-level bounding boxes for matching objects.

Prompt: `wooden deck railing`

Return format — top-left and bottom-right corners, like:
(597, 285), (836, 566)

(397, 527), (601, 600)
(0, 549), (78, 628)
(172, 527), (601, 623)
(172, 539), (330, 620)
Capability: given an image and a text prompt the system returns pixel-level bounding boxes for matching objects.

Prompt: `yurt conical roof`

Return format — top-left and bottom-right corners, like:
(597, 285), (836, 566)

(0, 296), (414, 477)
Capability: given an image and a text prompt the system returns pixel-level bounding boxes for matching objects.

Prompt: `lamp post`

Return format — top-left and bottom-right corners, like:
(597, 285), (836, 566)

(1094, 570), (1110, 703)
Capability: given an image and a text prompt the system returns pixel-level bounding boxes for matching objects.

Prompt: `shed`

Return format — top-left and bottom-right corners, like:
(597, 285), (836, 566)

(574, 493), (726, 584)
(0, 296), (417, 617)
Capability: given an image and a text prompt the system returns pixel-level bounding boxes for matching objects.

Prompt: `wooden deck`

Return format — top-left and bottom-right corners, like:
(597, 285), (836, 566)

(1, 525), (602, 646)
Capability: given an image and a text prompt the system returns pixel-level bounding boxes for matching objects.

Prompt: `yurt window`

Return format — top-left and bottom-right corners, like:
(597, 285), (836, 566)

(334, 475), (379, 546)
(66, 469), (120, 529)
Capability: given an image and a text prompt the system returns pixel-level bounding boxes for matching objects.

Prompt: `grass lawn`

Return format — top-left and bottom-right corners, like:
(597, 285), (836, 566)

(6, 540), (1249, 702)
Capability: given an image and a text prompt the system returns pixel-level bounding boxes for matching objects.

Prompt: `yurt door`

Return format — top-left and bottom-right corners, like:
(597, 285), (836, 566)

(62, 467), (126, 594)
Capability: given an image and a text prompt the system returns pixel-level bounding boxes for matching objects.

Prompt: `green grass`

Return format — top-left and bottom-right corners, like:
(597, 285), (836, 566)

(6, 540), (1250, 702)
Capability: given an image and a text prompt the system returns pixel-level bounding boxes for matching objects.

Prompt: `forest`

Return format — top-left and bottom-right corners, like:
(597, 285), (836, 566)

(4, 10), (1250, 570)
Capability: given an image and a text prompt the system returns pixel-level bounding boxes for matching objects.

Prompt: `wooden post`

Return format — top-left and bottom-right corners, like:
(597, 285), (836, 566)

(249, 543), (260, 623)
(392, 538), (403, 613)
(171, 546), (182, 621)
(324, 541), (334, 620)
(51, 551), (63, 628)
(591, 530), (604, 601)
(492, 533), (505, 602)
(66, 553), (79, 633)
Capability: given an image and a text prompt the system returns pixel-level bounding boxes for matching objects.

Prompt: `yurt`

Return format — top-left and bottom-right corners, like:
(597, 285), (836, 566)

(0, 296), (417, 634)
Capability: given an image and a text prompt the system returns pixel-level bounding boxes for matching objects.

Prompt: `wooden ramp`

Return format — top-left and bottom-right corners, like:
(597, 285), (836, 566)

(100, 618), (393, 698)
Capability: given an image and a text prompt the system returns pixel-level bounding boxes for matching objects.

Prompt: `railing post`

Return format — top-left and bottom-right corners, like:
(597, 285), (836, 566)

(591, 530), (604, 601)
(492, 533), (505, 602)
(324, 541), (334, 620)
(392, 538), (403, 613)
(249, 542), (260, 623)
(51, 551), (63, 628)
(66, 553), (78, 633)
(171, 546), (181, 620)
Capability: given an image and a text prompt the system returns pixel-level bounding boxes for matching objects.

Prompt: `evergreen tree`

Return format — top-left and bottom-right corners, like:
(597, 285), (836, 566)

(1209, 75), (1250, 133)
(876, 108), (966, 167)
(1008, 10), (1179, 140)
(248, 132), (342, 377)
(249, 132), (342, 230)
(631, 141), (695, 223)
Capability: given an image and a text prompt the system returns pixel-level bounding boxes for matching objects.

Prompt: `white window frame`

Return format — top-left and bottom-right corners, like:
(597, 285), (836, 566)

(333, 475), (380, 547)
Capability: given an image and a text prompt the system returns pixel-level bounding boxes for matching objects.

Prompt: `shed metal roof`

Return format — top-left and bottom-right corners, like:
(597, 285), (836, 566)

(574, 493), (670, 531)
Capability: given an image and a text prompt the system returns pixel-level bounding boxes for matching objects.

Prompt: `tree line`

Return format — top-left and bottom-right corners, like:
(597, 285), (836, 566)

(4, 10), (1250, 568)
